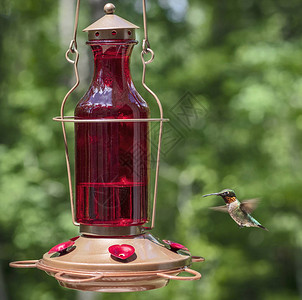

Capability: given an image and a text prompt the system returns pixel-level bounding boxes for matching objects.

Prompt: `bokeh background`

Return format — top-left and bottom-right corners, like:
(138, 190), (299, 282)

(1, 0), (302, 299)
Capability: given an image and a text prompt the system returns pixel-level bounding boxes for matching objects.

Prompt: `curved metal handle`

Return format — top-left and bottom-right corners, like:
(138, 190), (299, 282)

(9, 260), (38, 269)
(157, 268), (201, 281)
(59, 0), (81, 227)
(191, 256), (205, 263)
(55, 271), (103, 284)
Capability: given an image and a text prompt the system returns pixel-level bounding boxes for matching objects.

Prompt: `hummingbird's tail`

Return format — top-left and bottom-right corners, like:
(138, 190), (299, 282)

(258, 224), (269, 231)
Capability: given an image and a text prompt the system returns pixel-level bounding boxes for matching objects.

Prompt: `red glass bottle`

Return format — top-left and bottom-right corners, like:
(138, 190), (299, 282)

(75, 39), (150, 226)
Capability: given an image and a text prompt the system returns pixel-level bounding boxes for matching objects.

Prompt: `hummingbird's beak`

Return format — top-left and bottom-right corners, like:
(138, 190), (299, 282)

(202, 192), (220, 197)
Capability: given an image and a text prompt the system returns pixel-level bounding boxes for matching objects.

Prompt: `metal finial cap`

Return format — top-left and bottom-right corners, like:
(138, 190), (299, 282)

(104, 3), (115, 14)
(83, 2), (139, 40)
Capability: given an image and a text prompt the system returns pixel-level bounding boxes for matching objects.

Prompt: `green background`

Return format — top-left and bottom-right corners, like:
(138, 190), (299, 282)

(1, 0), (302, 299)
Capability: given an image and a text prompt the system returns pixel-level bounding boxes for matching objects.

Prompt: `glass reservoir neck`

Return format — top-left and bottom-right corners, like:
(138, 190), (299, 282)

(89, 40), (137, 89)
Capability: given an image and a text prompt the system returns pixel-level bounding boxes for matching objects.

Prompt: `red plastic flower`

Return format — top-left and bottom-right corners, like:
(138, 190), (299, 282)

(108, 244), (135, 260)
(48, 240), (75, 254)
(163, 240), (189, 251)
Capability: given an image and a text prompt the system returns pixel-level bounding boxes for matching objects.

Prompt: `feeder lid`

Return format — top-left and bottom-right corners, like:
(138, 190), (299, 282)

(83, 3), (139, 40)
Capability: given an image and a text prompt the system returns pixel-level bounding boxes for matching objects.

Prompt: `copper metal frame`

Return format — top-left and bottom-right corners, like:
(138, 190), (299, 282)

(56, 0), (167, 230)
(10, 258), (204, 281)
(53, 117), (168, 123)
(10, 1), (205, 293)
(10, 259), (203, 292)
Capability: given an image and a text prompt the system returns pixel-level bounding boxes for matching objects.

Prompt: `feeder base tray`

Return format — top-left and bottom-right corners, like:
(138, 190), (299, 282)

(10, 233), (204, 292)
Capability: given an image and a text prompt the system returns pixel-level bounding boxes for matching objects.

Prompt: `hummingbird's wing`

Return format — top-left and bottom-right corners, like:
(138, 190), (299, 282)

(240, 198), (260, 214)
(209, 205), (228, 213)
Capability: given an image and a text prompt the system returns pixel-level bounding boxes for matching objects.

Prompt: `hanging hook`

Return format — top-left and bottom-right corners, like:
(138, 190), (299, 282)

(141, 47), (154, 64)
(142, 39), (151, 54)
(65, 40), (79, 64)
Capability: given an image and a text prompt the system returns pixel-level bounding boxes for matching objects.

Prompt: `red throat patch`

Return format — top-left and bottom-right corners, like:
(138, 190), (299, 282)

(225, 196), (236, 203)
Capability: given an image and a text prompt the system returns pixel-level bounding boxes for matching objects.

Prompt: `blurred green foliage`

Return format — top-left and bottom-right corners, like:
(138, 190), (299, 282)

(1, 0), (302, 299)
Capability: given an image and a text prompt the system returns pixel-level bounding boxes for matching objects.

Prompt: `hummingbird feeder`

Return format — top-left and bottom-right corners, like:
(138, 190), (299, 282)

(10, 1), (204, 292)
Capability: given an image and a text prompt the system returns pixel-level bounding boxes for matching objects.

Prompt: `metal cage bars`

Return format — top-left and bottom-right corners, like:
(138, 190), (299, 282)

(55, 0), (167, 229)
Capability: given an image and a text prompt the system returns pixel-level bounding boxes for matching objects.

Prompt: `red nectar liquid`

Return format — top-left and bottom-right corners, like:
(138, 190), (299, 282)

(75, 40), (150, 226)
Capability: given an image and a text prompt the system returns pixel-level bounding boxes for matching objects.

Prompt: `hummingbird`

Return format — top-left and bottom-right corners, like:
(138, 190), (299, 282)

(203, 189), (268, 231)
